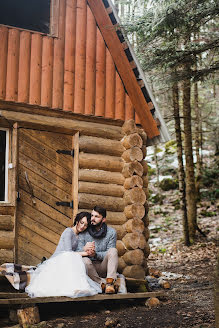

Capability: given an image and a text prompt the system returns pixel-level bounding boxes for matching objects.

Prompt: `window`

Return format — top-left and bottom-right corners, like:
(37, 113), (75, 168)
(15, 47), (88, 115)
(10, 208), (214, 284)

(0, 129), (9, 202)
(0, 0), (51, 34)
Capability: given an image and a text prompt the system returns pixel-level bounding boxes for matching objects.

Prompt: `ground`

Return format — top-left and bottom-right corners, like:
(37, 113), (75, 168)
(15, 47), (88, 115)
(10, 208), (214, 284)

(0, 205), (217, 328)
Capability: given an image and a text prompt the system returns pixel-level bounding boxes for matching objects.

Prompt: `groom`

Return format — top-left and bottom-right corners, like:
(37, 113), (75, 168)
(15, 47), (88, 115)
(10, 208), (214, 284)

(76, 205), (118, 294)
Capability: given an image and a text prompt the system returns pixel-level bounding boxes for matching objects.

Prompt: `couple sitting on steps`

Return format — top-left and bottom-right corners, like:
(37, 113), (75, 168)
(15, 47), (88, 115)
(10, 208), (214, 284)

(25, 205), (119, 298)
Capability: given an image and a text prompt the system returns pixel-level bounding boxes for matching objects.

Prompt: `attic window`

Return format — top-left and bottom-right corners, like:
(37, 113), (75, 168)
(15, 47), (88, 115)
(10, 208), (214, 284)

(0, 0), (51, 34)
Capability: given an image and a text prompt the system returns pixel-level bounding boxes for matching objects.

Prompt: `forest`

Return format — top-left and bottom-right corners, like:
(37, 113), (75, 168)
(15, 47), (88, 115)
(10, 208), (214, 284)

(112, 0), (218, 245)
(108, 1), (218, 327)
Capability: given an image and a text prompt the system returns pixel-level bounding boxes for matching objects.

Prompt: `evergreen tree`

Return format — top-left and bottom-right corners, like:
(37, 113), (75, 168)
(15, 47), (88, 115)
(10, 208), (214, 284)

(114, 0), (219, 242)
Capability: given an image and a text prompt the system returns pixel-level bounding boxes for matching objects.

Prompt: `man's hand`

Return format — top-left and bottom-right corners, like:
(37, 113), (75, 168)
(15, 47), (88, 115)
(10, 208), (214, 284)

(83, 241), (95, 252)
(86, 249), (96, 257)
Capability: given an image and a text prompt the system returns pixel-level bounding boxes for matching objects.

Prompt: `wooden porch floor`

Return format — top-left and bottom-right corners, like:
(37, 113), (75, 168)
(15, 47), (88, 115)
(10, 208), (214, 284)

(0, 291), (164, 305)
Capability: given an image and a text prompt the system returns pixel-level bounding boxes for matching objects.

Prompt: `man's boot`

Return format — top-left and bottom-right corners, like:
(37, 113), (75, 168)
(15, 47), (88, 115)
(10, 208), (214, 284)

(105, 278), (115, 294)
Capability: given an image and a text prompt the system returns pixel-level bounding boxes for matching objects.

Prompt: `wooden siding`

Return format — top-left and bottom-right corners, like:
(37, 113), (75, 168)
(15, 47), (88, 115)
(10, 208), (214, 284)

(16, 128), (74, 265)
(0, 0), (138, 123)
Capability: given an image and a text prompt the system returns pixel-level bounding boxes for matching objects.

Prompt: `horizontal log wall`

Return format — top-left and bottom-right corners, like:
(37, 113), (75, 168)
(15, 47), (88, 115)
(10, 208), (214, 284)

(78, 120), (150, 280)
(0, 213), (15, 263)
(78, 133), (126, 227)
(0, 0), (138, 122)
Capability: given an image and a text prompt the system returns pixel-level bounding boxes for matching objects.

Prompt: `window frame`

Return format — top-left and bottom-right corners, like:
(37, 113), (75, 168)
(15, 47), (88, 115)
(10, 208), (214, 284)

(0, 0), (60, 37)
(0, 128), (9, 203)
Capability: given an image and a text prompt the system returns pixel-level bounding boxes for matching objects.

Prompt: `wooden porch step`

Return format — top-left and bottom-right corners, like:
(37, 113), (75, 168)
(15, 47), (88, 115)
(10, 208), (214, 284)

(0, 291), (164, 305)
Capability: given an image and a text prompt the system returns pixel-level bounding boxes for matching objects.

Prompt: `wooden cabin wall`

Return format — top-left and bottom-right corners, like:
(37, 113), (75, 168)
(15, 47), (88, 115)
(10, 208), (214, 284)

(0, 206), (15, 263)
(78, 119), (150, 279)
(0, 0), (136, 122)
(0, 111), (150, 278)
(0, 127), (17, 264)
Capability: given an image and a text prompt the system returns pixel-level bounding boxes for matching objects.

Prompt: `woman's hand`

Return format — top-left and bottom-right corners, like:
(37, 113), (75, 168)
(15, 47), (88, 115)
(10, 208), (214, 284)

(78, 251), (89, 257)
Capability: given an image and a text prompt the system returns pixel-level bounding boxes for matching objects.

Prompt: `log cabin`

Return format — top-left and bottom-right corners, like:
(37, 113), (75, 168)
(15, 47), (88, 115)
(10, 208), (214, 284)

(0, 0), (170, 280)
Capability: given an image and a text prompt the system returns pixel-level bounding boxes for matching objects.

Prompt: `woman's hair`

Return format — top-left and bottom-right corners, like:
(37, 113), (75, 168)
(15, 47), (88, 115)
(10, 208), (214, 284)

(73, 211), (91, 226)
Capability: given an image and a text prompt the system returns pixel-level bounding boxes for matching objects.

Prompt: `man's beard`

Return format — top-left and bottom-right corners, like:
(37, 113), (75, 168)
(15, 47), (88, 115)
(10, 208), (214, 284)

(91, 220), (103, 228)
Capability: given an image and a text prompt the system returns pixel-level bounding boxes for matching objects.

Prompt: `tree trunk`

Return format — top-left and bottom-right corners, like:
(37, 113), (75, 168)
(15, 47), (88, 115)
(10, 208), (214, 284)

(172, 82), (190, 246)
(194, 79), (202, 200)
(182, 64), (197, 240)
(154, 145), (159, 186)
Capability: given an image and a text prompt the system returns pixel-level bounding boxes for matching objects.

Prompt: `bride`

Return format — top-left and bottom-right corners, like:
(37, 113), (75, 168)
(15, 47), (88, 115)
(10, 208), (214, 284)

(25, 212), (101, 298)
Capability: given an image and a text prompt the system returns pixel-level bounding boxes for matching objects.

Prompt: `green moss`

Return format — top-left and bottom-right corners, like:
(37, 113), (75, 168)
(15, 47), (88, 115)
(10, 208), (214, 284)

(165, 140), (177, 154)
(158, 248), (167, 253)
(200, 210), (217, 217)
(160, 178), (178, 191)
(147, 164), (156, 176)
(150, 193), (166, 204)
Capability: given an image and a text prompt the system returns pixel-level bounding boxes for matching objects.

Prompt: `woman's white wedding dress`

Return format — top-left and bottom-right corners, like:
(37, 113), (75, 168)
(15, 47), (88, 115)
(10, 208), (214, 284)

(25, 251), (101, 298)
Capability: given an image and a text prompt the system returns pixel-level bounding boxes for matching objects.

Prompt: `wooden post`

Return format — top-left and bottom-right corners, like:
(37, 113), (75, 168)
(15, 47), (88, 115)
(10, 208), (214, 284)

(63, 0), (77, 111)
(105, 48), (116, 118)
(95, 28), (106, 116)
(115, 72), (125, 120)
(41, 36), (54, 107)
(12, 124), (19, 262)
(6, 29), (20, 101)
(52, 0), (66, 108)
(74, 0), (87, 114)
(73, 132), (79, 221)
(85, 6), (96, 115)
(125, 94), (134, 120)
(18, 31), (31, 103)
(0, 26), (8, 99)
(29, 34), (43, 105)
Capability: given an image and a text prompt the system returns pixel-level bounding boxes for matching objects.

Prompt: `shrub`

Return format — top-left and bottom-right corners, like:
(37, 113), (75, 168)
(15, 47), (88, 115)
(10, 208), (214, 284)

(160, 178), (178, 191)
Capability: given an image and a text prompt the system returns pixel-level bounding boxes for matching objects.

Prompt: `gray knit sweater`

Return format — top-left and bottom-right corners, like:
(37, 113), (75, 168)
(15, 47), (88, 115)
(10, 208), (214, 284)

(52, 228), (78, 257)
(76, 226), (117, 261)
